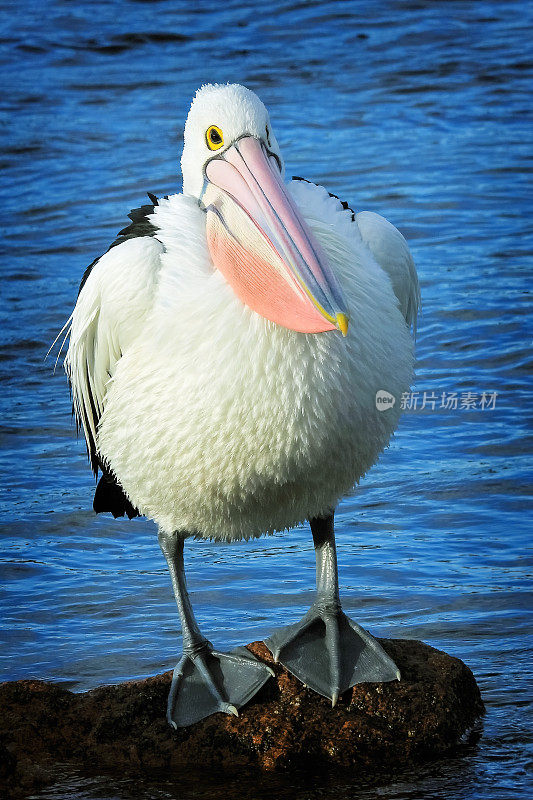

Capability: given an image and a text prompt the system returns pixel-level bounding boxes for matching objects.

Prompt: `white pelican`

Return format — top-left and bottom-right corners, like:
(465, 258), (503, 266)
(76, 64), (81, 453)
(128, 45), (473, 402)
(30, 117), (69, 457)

(64, 83), (419, 728)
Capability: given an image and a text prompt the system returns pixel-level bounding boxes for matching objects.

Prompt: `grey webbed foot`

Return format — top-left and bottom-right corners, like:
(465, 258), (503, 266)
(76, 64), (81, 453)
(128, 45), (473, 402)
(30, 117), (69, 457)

(264, 601), (400, 705)
(158, 530), (274, 728)
(167, 642), (274, 728)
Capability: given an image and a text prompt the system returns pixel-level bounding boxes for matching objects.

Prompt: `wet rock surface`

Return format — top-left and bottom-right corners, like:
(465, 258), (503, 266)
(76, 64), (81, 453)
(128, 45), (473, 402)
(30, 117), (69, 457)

(0, 639), (484, 796)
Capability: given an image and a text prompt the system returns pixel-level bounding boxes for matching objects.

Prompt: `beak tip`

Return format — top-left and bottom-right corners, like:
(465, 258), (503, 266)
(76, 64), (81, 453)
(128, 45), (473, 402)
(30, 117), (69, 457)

(336, 312), (349, 337)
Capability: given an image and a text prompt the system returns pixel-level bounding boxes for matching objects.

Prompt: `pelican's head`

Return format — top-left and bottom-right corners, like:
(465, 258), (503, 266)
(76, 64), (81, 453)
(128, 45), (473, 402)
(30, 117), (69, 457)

(181, 83), (349, 336)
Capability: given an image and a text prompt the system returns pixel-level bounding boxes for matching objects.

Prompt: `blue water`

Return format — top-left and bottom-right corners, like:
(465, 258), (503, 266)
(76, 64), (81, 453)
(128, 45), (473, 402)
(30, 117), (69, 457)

(1, 0), (532, 797)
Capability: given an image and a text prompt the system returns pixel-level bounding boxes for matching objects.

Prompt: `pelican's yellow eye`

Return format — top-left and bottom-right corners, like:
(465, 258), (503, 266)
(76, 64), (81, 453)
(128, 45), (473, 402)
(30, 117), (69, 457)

(206, 125), (224, 151)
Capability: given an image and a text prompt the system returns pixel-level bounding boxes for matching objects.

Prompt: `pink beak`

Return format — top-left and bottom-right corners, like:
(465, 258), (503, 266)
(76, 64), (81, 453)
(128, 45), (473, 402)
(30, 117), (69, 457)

(201, 136), (349, 336)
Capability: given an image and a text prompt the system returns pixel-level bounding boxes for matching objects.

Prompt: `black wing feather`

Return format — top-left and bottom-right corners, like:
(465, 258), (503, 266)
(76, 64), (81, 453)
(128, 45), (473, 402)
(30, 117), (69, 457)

(78, 193), (160, 296)
(93, 468), (140, 519)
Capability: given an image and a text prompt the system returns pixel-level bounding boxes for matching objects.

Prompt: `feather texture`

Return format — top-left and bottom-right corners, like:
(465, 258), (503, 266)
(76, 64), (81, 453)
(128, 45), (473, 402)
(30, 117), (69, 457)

(64, 180), (417, 540)
(355, 211), (420, 334)
(65, 235), (163, 474)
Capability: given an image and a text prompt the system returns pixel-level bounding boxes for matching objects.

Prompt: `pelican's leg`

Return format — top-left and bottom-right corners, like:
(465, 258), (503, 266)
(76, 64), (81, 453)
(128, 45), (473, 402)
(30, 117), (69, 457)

(264, 513), (400, 706)
(158, 529), (274, 728)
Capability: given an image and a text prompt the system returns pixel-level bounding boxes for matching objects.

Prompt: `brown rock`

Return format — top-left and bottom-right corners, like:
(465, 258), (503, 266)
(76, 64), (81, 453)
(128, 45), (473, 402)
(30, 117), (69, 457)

(0, 639), (484, 795)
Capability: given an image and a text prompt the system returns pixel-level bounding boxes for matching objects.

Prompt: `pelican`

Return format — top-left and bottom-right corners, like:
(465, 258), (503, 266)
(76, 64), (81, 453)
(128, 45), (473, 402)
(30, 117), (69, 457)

(64, 83), (419, 728)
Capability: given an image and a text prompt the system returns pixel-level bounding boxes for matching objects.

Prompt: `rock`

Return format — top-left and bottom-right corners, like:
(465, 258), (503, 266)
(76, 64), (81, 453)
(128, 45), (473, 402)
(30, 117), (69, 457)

(0, 639), (484, 795)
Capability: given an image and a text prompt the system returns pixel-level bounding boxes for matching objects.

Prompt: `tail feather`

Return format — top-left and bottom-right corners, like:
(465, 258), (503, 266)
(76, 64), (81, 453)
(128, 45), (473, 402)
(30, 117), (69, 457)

(93, 472), (140, 519)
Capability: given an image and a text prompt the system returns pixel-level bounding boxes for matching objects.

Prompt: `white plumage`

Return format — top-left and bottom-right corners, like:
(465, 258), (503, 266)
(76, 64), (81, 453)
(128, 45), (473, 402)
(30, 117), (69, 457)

(64, 83), (420, 723)
(66, 178), (416, 540)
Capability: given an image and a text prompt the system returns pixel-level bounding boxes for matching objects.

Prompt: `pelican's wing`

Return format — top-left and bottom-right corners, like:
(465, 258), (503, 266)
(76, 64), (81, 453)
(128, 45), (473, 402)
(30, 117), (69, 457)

(64, 199), (164, 510)
(355, 211), (420, 333)
(291, 177), (419, 332)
